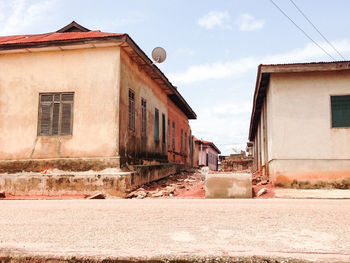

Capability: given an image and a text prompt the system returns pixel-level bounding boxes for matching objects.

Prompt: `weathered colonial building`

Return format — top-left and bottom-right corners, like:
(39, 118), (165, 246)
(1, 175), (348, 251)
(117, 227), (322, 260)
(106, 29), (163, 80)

(249, 61), (350, 187)
(0, 22), (196, 196)
(193, 139), (221, 171)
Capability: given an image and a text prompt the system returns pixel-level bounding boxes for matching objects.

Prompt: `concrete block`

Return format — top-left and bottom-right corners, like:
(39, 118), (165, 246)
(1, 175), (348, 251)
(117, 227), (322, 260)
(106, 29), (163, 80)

(205, 173), (252, 198)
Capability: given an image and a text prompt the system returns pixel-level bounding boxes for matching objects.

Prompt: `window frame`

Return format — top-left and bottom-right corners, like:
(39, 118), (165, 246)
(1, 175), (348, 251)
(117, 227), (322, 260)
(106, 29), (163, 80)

(330, 94), (350, 128)
(37, 92), (74, 136)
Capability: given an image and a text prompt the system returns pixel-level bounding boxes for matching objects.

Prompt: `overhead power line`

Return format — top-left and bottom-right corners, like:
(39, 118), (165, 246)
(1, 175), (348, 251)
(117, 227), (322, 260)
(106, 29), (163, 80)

(269, 0), (337, 61)
(290, 0), (346, 60)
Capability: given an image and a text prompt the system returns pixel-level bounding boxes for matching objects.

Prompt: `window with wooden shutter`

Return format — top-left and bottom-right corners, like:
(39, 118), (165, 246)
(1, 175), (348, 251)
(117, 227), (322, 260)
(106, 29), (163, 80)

(129, 89), (135, 131)
(172, 121), (175, 150)
(38, 92), (74, 136)
(162, 113), (166, 144)
(331, 95), (350, 127)
(154, 108), (159, 141)
(167, 119), (170, 148)
(180, 129), (183, 153)
(141, 98), (146, 137)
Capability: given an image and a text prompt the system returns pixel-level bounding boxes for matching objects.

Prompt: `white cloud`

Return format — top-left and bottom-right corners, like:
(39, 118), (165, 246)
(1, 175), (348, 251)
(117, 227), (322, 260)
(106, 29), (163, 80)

(190, 102), (251, 155)
(197, 11), (231, 30)
(0, 0), (57, 36)
(169, 39), (350, 84)
(236, 13), (264, 32)
(169, 57), (256, 84)
(176, 48), (196, 56)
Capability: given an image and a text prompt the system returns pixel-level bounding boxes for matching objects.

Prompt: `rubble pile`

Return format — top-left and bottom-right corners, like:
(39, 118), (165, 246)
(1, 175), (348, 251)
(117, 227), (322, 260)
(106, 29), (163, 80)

(252, 171), (274, 198)
(127, 169), (204, 199)
(220, 151), (253, 172)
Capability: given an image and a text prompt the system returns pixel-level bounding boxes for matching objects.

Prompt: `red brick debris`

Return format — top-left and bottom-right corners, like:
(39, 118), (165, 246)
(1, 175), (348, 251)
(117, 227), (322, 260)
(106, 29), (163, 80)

(127, 169), (205, 199)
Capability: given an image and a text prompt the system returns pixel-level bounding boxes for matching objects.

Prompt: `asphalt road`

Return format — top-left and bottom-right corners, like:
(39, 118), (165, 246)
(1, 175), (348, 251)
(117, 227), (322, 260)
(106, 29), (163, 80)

(1, 199), (350, 262)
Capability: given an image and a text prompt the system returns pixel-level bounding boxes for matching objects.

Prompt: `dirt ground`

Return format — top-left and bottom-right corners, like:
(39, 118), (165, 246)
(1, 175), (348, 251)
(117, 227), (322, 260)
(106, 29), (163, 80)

(128, 169), (273, 199)
(127, 169), (206, 199)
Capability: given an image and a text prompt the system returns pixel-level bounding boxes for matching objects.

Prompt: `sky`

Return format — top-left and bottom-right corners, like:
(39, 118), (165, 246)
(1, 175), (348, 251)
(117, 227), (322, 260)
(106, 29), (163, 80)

(2, 0), (350, 155)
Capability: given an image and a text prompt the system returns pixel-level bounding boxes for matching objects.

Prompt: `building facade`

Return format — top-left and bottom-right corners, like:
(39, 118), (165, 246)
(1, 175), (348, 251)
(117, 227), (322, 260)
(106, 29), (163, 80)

(249, 61), (350, 187)
(0, 22), (196, 174)
(193, 139), (221, 171)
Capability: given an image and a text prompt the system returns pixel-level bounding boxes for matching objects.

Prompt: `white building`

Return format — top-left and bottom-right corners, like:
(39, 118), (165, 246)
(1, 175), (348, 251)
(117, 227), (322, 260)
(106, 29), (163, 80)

(249, 61), (350, 187)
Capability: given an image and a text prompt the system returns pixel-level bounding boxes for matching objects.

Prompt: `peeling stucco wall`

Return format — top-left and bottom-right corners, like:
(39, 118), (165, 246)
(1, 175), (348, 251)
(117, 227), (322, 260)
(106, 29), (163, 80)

(0, 46), (121, 161)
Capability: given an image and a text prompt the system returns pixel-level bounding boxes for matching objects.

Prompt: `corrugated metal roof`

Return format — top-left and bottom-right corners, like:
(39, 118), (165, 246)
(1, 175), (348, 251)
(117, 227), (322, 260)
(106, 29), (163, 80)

(0, 31), (123, 45)
(0, 21), (197, 120)
(248, 60), (350, 141)
(194, 138), (221, 154)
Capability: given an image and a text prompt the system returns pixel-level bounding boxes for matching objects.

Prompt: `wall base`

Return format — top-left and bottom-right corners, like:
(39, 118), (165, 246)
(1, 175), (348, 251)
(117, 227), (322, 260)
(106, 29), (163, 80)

(0, 163), (185, 198)
(269, 159), (350, 189)
(0, 157), (121, 173)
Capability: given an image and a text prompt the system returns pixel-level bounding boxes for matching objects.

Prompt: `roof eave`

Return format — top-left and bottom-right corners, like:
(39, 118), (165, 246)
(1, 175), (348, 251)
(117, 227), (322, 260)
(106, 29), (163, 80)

(248, 61), (350, 141)
(124, 35), (197, 119)
(0, 34), (127, 51)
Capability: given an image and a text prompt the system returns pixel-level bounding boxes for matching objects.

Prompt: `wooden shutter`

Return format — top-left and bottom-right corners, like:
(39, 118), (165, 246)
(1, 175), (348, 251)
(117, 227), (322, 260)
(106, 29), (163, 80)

(155, 108), (159, 141)
(162, 114), (165, 144)
(52, 103), (60, 135)
(39, 103), (52, 135)
(61, 103), (72, 135)
(331, 95), (350, 127)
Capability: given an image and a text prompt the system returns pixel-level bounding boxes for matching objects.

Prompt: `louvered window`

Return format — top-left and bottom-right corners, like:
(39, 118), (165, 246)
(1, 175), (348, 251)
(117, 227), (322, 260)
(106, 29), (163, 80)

(167, 119), (170, 147)
(129, 89), (135, 131)
(162, 113), (166, 144)
(141, 98), (147, 137)
(331, 95), (350, 127)
(184, 132), (187, 154)
(172, 122), (175, 149)
(154, 108), (159, 141)
(180, 129), (183, 153)
(38, 92), (74, 136)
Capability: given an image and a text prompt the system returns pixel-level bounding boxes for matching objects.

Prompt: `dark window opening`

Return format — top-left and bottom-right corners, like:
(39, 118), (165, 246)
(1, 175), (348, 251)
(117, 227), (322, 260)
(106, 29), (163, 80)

(331, 95), (350, 127)
(155, 108), (159, 141)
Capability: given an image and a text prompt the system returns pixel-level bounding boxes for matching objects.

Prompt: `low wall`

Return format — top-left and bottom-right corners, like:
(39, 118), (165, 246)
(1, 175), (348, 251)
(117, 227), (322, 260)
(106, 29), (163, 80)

(0, 163), (184, 198)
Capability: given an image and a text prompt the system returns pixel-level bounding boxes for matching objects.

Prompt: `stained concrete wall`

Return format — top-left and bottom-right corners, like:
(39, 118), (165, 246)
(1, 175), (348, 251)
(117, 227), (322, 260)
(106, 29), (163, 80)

(255, 70), (350, 186)
(0, 46), (120, 164)
(119, 49), (168, 166)
(167, 98), (191, 165)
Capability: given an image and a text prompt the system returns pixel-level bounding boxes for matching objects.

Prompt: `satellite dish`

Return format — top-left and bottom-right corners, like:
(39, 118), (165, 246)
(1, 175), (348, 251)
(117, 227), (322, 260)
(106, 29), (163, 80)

(152, 47), (167, 63)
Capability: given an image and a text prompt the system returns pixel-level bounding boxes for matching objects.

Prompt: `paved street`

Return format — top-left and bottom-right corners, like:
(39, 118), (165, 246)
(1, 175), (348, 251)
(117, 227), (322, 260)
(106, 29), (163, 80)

(1, 199), (350, 262)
